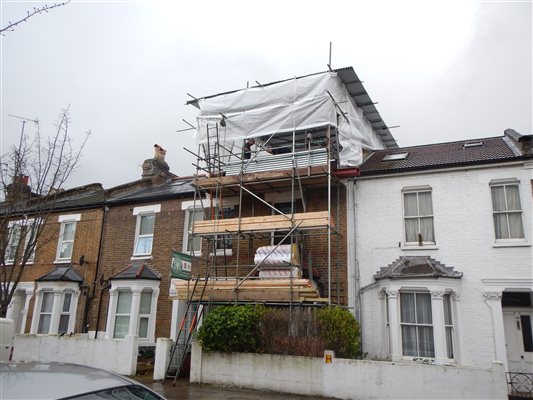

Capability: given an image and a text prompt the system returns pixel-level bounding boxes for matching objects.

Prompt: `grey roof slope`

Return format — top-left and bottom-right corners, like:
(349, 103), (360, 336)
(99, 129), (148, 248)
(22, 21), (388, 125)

(36, 266), (84, 282)
(0, 183), (104, 215)
(360, 133), (531, 176)
(110, 263), (161, 281)
(106, 177), (195, 204)
(375, 256), (463, 280)
(185, 66), (398, 149)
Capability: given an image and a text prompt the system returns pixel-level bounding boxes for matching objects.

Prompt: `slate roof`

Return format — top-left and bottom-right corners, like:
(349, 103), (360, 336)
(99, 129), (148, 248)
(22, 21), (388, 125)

(0, 183), (104, 216)
(107, 178), (195, 205)
(110, 262), (161, 281)
(374, 256), (463, 280)
(36, 266), (84, 282)
(360, 133), (531, 176)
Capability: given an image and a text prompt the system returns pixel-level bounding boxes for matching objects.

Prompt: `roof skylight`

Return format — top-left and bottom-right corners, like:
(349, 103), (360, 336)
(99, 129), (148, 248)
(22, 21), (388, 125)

(382, 153), (409, 161)
(463, 141), (484, 148)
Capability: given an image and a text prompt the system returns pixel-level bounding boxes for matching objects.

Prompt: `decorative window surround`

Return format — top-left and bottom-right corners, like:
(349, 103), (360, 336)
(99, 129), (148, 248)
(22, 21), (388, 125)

(55, 214), (81, 263)
(379, 279), (462, 365)
(104, 279), (160, 344)
(30, 282), (80, 335)
(5, 282), (34, 334)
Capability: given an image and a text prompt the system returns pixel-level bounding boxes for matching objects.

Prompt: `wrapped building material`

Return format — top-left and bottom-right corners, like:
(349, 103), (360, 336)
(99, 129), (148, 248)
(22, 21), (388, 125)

(254, 244), (300, 267)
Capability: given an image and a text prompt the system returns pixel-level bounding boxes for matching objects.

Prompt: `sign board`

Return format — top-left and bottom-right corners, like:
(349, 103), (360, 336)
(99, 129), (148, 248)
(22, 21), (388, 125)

(170, 251), (192, 280)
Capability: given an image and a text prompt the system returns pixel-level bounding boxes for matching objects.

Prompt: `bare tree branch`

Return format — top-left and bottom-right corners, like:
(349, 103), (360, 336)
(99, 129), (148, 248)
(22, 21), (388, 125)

(1, 1), (70, 35)
(0, 108), (89, 317)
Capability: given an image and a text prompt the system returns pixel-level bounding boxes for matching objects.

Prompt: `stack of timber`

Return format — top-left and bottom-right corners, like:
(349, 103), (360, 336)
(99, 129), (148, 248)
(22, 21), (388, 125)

(171, 278), (326, 303)
(192, 211), (333, 236)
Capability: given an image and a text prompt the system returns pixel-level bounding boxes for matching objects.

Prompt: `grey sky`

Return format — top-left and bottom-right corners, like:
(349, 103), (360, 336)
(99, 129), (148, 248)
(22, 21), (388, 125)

(1, 0), (531, 190)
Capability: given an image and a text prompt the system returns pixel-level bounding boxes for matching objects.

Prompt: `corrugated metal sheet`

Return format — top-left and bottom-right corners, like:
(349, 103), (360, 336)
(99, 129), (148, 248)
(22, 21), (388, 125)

(225, 148), (328, 176)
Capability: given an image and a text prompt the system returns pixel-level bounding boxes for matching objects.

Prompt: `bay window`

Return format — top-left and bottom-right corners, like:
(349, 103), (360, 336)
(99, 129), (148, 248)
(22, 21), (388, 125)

(400, 292), (435, 358)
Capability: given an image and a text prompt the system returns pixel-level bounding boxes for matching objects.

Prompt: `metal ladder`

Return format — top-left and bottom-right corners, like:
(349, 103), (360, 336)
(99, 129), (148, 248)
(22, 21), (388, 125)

(163, 274), (209, 385)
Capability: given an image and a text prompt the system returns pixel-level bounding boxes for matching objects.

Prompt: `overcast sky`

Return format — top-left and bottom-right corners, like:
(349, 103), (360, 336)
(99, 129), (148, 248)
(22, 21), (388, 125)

(1, 0), (531, 189)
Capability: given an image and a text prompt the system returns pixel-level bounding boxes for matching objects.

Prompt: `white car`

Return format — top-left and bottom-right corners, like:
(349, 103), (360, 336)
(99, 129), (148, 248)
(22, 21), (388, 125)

(0, 362), (166, 400)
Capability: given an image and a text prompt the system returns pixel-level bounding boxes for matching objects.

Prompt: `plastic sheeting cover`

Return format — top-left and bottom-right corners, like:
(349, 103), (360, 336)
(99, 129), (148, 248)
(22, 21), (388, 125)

(194, 72), (385, 167)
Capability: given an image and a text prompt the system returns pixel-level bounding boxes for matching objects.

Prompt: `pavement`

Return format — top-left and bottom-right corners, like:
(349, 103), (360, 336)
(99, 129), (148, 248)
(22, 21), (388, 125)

(136, 375), (335, 400)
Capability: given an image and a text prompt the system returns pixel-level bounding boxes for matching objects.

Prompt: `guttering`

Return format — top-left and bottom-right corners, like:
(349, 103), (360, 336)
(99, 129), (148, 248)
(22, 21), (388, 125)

(333, 168), (360, 179)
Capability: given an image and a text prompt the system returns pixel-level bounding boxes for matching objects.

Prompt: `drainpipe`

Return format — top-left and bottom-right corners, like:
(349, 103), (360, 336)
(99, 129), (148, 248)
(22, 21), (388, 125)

(346, 178), (358, 315)
(82, 204), (108, 335)
(94, 277), (110, 339)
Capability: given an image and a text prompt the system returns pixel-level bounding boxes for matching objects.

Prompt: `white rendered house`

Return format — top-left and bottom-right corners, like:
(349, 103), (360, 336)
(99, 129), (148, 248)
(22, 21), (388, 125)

(349, 129), (532, 378)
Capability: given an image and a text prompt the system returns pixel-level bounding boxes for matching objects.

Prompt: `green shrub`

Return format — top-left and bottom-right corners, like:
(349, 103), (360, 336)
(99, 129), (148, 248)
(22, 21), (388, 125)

(197, 305), (361, 359)
(314, 306), (360, 358)
(197, 305), (265, 353)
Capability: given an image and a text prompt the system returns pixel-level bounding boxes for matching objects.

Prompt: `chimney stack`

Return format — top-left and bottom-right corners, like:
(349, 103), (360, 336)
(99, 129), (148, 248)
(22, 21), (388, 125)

(505, 129), (533, 156)
(6, 175), (32, 201)
(141, 144), (171, 180)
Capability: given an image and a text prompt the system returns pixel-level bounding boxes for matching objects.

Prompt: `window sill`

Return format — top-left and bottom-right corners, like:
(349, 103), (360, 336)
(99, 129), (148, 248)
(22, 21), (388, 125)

(210, 250), (233, 257)
(493, 241), (530, 248)
(54, 259), (72, 264)
(401, 244), (438, 251)
(131, 255), (153, 260)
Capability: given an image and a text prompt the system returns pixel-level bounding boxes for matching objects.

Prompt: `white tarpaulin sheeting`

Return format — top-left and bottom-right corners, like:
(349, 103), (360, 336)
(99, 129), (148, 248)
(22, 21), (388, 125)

(194, 72), (385, 166)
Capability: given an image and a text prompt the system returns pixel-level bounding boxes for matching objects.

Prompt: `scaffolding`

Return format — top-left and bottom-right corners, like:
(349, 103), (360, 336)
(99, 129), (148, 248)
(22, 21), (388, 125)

(165, 68), (396, 382)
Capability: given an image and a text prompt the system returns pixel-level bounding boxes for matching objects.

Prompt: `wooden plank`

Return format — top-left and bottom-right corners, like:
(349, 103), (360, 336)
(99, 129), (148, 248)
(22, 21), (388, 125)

(171, 277), (321, 302)
(192, 211), (331, 235)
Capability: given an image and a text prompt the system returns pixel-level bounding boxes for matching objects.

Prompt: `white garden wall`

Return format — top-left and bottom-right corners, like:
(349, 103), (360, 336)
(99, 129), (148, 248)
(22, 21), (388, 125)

(13, 334), (139, 376)
(189, 342), (507, 399)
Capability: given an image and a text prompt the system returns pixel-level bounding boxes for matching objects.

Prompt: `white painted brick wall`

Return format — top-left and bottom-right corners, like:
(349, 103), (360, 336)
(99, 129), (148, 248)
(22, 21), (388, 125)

(354, 163), (532, 369)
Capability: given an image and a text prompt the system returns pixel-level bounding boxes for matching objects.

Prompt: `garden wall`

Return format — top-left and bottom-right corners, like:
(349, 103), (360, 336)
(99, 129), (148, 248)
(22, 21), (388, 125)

(189, 341), (507, 399)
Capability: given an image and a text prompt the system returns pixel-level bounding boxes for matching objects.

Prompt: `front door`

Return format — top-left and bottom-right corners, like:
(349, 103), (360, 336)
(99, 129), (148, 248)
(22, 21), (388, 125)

(503, 310), (533, 372)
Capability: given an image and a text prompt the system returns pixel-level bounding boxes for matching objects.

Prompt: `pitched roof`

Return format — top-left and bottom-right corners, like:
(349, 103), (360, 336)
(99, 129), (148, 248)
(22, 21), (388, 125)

(374, 256), (463, 280)
(359, 133), (530, 176)
(110, 262), (161, 281)
(36, 266), (84, 282)
(106, 177), (195, 205)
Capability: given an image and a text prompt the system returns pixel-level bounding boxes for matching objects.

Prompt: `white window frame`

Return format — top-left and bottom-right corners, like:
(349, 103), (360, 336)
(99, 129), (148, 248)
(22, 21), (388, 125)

(181, 198), (238, 257)
(489, 179), (525, 243)
(58, 291), (74, 334)
(113, 290), (132, 339)
(138, 290), (153, 339)
(30, 282), (79, 335)
(105, 279), (160, 344)
(132, 205), (161, 259)
(399, 291), (435, 358)
(182, 206), (204, 256)
(381, 280), (460, 365)
(402, 186), (435, 247)
(5, 219), (36, 265)
(55, 214), (81, 263)
(37, 290), (54, 334)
